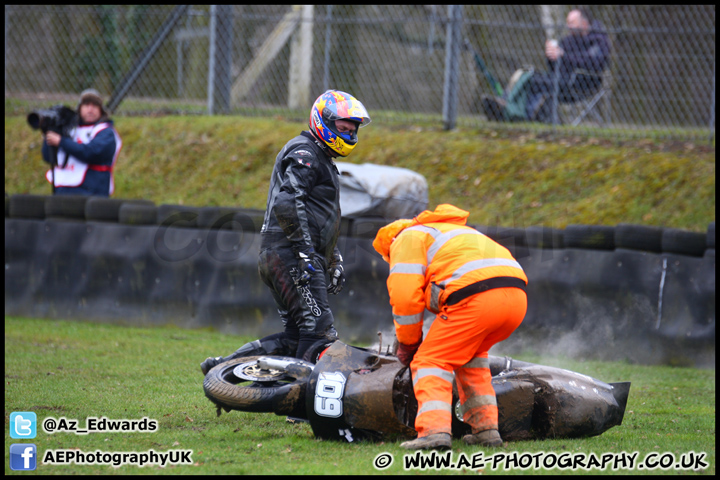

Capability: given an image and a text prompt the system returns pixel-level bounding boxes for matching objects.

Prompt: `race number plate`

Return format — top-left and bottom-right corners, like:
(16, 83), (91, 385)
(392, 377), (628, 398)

(314, 371), (346, 418)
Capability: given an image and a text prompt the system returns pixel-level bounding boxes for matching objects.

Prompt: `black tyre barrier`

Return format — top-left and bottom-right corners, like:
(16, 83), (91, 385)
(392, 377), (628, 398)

(233, 209), (266, 233)
(84, 198), (124, 222)
(484, 226), (528, 247)
(4, 194), (9, 218)
(349, 216), (391, 239)
(708, 222), (715, 249)
(9, 194), (47, 219)
(563, 224), (615, 250)
(199, 207), (264, 231)
(157, 204), (200, 228)
(118, 203), (158, 225)
(614, 223), (664, 253)
(339, 217), (352, 237)
(473, 225), (530, 259)
(85, 198), (155, 222)
(197, 206), (245, 230)
(5, 213), (715, 367)
(525, 226), (564, 250)
(661, 228), (707, 257)
(44, 195), (90, 220)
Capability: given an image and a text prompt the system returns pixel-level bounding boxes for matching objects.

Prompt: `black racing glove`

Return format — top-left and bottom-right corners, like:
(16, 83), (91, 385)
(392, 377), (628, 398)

(327, 253), (345, 295)
(294, 246), (317, 287)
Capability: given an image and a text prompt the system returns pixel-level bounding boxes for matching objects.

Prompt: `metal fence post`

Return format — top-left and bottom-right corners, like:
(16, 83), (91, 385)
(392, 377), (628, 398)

(551, 56), (561, 128)
(207, 5), (217, 115)
(710, 62), (716, 145)
(443, 5), (463, 131)
(5, 8), (9, 95)
(428, 5), (437, 55)
(323, 5), (333, 92)
(207, 5), (234, 114)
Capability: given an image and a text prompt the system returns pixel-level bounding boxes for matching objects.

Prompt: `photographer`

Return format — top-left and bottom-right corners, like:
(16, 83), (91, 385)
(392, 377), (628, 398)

(42, 89), (122, 196)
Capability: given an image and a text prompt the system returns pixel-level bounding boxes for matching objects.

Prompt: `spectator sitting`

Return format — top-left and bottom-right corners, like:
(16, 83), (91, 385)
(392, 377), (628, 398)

(42, 88), (122, 196)
(527, 9), (611, 122)
(482, 9), (610, 123)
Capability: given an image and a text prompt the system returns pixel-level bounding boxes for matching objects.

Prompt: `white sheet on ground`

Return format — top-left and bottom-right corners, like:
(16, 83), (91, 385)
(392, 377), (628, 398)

(336, 162), (428, 220)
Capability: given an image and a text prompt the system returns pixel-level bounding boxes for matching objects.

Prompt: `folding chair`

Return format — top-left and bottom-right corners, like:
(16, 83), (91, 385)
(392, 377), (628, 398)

(559, 70), (612, 126)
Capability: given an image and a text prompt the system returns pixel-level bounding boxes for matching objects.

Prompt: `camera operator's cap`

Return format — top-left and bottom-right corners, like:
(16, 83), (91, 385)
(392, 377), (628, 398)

(78, 88), (107, 115)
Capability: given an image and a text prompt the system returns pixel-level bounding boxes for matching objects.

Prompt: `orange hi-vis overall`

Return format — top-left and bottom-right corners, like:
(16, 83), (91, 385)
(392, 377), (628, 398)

(373, 204), (528, 438)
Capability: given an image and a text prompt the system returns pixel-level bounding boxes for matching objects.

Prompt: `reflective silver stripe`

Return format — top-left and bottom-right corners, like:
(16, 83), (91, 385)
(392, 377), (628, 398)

(417, 400), (453, 416)
(413, 368), (455, 386)
(405, 225), (441, 239)
(438, 258), (524, 287)
(460, 394), (497, 414)
(427, 229), (485, 263)
(461, 357), (490, 369)
(390, 262), (426, 276)
(393, 312), (424, 326)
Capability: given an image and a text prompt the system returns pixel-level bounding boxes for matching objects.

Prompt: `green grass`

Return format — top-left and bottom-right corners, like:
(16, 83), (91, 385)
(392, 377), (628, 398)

(5, 317), (715, 475)
(4, 114), (715, 232)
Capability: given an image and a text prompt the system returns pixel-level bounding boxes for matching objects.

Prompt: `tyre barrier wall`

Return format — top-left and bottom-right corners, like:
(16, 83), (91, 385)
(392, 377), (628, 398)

(5, 194), (715, 368)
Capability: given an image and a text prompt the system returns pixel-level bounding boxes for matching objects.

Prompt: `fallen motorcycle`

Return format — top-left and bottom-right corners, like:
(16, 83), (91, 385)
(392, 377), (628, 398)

(203, 341), (630, 443)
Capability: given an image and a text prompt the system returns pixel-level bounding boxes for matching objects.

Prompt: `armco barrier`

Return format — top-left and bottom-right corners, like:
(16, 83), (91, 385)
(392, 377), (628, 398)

(4, 194), (715, 367)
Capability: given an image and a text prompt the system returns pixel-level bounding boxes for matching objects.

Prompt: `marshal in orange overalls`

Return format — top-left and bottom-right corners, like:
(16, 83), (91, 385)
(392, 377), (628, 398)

(373, 204), (528, 439)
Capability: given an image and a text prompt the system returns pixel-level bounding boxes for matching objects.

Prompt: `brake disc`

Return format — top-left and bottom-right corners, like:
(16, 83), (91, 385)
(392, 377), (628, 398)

(233, 361), (285, 382)
(454, 399), (464, 422)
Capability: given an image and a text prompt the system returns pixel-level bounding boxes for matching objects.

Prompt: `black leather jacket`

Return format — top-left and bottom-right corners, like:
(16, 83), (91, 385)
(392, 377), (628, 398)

(260, 131), (342, 265)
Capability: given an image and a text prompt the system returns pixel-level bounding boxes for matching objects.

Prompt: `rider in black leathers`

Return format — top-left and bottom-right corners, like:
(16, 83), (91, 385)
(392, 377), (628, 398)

(201, 90), (371, 373)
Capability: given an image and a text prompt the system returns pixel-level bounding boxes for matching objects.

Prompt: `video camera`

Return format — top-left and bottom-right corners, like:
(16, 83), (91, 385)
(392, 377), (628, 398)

(28, 105), (79, 186)
(27, 105), (77, 135)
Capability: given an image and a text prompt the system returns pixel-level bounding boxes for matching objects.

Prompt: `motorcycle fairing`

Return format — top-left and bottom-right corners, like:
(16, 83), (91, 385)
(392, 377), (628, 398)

(492, 359), (631, 440)
(305, 341), (416, 442)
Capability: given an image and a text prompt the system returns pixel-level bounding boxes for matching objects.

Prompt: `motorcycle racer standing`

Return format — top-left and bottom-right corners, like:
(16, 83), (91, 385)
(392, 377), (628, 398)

(201, 90), (371, 373)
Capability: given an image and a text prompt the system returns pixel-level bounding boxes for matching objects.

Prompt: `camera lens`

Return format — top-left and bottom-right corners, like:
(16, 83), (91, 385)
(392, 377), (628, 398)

(27, 112), (41, 129)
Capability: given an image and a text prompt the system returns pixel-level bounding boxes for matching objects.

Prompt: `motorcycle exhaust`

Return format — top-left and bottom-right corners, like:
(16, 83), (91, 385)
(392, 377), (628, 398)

(258, 357), (315, 378)
(258, 357), (295, 370)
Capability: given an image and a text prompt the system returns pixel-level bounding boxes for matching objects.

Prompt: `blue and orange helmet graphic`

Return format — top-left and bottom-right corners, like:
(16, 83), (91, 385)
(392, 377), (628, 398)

(309, 90), (371, 157)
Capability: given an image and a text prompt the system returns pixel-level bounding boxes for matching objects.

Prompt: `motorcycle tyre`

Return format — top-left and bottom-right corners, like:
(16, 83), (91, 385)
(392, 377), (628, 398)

(203, 356), (314, 416)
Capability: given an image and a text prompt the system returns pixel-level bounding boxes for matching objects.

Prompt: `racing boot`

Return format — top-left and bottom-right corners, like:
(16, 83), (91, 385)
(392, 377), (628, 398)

(400, 433), (452, 451)
(200, 339), (264, 375)
(462, 429), (503, 447)
(200, 333), (299, 375)
(296, 335), (325, 362)
(295, 325), (338, 361)
(200, 356), (223, 375)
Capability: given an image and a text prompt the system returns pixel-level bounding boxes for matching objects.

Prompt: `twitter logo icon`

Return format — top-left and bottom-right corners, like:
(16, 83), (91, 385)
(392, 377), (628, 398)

(10, 412), (37, 439)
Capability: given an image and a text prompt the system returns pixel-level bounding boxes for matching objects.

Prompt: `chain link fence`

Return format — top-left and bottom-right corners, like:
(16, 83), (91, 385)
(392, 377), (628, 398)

(5, 5), (716, 142)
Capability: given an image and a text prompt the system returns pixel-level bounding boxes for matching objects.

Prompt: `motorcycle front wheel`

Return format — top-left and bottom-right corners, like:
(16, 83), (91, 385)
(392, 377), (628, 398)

(203, 356), (314, 416)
